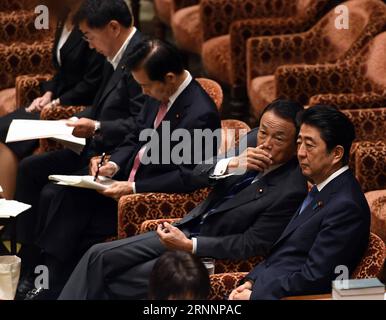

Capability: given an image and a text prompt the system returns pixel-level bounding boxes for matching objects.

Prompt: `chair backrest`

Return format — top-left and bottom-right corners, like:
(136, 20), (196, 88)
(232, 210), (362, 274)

(343, 107), (386, 142)
(308, 0), (386, 62)
(196, 77), (224, 111)
(0, 0), (35, 11)
(218, 119), (251, 155)
(366, 190), (386, 244)
(353, 141), (386, 192)
(352, 232), (386, 278)
(351, 32), (386, 93)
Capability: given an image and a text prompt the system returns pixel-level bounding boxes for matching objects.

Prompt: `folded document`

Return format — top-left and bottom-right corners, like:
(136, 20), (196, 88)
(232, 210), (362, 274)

(0, 199), (31, 218)
(6, 119), (85, 154)
(49, 175), (116, 191)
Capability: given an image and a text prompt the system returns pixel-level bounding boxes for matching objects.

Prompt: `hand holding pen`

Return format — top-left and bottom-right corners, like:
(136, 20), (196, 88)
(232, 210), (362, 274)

(94, 152), (106, 181)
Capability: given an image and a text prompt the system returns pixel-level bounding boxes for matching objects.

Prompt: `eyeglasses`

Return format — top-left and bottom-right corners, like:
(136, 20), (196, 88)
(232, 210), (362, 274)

(81, 33), (93, 42)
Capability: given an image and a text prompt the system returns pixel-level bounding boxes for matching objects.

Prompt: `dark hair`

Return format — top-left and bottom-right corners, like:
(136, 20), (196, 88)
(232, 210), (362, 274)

(148, 251), (210, 300)
(260, 99), (304, 140)
(298, 105), (356, 165)
(73, 0), (133, 28)
(126, 39), (185, 81)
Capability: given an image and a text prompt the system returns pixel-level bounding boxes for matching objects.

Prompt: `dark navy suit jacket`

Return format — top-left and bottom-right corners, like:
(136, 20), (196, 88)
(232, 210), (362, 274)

(247, 169), (370, 299)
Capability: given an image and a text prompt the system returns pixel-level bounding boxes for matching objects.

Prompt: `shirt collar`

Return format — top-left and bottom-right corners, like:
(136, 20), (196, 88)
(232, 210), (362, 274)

(316, 165), (349, 191)
(108, 27), (137, 70)
(166, 70), (192, 112)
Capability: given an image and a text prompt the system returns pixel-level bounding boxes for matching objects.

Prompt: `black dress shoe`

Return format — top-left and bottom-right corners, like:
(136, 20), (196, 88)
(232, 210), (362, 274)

(24, 287), (46, 300)
(15, 275), (35, 300)
(24, 287), (61, 300)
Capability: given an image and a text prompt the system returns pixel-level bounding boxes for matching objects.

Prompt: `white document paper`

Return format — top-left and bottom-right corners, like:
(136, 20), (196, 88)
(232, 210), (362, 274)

(6, 119), (85, 153)
(48, 175), (116, 191)
(0, 199), (31, 218)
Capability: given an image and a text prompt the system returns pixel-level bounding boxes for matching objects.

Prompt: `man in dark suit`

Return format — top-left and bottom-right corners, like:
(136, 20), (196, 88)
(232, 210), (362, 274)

(58, 99), (308, 300)
(22, 38), (221, 299)
(229, 105), (370, 300)
(14, 0), (144, 297)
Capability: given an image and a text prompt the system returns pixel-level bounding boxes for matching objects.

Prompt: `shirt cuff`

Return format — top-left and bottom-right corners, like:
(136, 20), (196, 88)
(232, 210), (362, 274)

(132, 182), (136, 194)
(192, 237), (197, 254)
(107, 161), (120, 177)
(94, 121), (101, 134)
(210, 157), (235, 179)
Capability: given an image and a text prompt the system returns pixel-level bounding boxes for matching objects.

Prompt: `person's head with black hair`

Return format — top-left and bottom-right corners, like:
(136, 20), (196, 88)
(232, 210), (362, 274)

(148, 251), (210, 300)
(73, 0), (134, 59)
(125, 39), (186, 103)
(253, 99), (304, 167)
(297, 105), (356, 184)
(260, 99), (304, 140)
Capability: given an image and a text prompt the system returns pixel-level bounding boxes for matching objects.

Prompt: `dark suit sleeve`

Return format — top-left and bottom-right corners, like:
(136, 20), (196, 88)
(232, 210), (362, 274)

(40, 77), (58, 96)
(58, 50), (105, 106)
(249, 201), (369, 300)
(107, 101), (150, 169)
(99, 93), (145, 145)
(195, 175), (307, 259)
(75, 106), (94, 119)
(193, 128), (255, 186)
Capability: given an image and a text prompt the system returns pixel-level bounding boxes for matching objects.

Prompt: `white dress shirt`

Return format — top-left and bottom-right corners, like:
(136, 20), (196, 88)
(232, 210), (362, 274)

(315, 165), (349, 192)
(108, 27), (137, 70)
(56, 25), (73, 66)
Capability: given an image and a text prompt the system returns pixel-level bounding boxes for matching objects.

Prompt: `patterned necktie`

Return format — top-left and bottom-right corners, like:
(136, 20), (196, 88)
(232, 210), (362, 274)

(189, 171), (260, 236)
(128, 102), (168, 182)
(298, 185), (319, 215)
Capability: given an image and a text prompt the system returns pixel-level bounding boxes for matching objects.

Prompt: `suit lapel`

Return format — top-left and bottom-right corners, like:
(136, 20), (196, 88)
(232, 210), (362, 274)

(273, 170), (351, 246)
(157, 80), (198, 132)
(203, 158), (298, 217)
(52, 20), (64, 69)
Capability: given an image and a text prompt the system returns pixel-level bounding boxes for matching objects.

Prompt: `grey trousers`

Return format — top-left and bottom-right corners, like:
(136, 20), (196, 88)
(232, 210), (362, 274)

(58, 231), (168, 300)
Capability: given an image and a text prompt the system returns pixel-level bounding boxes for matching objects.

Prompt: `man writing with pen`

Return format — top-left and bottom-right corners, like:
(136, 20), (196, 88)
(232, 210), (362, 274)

(18, 38), (220, 300)
(93, 152), (106, 182)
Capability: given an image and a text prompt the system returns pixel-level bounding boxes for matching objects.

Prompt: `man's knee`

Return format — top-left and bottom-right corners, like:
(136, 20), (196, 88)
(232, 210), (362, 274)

(40, 183), (62, 202)
(87, 242), (110, 264)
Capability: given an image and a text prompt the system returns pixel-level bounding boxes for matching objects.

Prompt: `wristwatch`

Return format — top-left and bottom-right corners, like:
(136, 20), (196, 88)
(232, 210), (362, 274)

(51, 98), (60, 107)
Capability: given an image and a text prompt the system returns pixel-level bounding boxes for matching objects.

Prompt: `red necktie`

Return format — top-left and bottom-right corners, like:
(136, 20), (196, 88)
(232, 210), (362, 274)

(128, 102), (168, 182)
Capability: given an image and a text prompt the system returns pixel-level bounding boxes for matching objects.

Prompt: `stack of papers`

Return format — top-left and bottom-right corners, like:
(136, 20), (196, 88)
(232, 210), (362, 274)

(332, 278), (385, 300)
(0, 199), (31, 218)
(48, 175), (116, 191)
(6, 119), (86, 154)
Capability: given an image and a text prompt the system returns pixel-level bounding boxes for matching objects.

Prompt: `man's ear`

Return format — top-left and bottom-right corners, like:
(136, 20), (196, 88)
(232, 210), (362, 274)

(108, 20), (121, 37)
(332, 145), (344, 166)
(164, 72), (177, 84)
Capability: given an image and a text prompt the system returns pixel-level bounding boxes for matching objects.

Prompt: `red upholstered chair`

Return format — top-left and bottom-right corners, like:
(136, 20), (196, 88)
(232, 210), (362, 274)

(153, 0), (199, 39)
(200, 0), (335, 88)
(0, 10), (53, 45)
(297, 33), (386, 111)
(366, 190), (386, 244)
(246, 0), (386, 119)
(0, 0), (36, 11)
(353, 141), (386, 193)
(209, 233), (386, 299)
(344, 108), (386, 180)
(0, 40), (54, 116)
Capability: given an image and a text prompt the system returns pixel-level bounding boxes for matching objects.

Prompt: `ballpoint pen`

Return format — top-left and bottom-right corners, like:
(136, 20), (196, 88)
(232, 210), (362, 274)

(94, 152), (106, 181)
